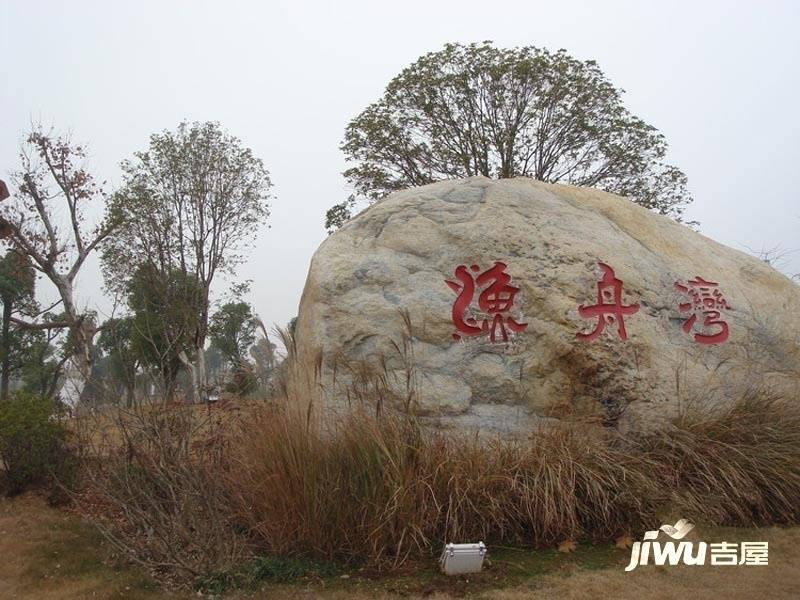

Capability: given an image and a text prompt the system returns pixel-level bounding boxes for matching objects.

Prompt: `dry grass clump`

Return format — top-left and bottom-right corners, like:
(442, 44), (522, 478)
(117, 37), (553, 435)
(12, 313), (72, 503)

(225, 405), (662, 566)
(436, 427), (661, 547)
(226, 390), (800, 568)
(636, 391), (800, 526)
(226, 407), (432, 565)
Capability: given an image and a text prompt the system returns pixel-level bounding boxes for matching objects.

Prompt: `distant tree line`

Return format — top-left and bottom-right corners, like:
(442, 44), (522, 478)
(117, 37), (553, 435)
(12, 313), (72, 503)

(0, 122), (275, 406)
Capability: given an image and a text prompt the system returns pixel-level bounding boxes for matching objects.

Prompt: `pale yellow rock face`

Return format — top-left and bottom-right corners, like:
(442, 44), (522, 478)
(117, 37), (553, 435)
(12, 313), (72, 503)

(295, 177), (800, 434)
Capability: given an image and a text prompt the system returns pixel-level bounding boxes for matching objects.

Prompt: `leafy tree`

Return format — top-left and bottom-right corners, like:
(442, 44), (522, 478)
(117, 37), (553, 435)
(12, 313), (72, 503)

(0, 252), (63, 402)
(209, 301), (257, 368)
(0, 128), (118, 395)
(250, 334), (277, 394)
(125, 265), (201, 401)
(19, 327), (65, 401)
(103, 121), (272, 401)
(329, 42), (692, 230)
(97, 317), (140, 406)
(324, 196), (356, 234)
(209, 301), (262, 397)
(223, 361), (258, 397)
(203, 344), (225, 389)
(0, 250), (35, 399)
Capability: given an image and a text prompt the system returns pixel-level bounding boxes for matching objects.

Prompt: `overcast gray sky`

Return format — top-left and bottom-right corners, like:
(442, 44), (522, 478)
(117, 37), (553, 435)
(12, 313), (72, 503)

(2, 0), (799, 332)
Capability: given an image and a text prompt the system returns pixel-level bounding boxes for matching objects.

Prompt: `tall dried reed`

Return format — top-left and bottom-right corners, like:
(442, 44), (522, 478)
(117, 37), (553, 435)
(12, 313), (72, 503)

(225, 389), (800, 567)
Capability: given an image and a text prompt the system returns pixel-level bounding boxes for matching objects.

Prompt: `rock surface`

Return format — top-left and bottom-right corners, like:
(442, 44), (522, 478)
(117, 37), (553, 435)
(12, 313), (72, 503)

(295, 177), (800, 434)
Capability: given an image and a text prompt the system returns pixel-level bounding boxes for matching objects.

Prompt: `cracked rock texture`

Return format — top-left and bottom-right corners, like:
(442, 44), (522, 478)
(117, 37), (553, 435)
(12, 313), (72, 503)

(295, 177), (800, 434)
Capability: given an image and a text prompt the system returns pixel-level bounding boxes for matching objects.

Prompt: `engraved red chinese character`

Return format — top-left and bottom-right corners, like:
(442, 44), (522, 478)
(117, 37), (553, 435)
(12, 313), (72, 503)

(576, 262), (640, 342)
(445, 261), (528, 343)
(674, 276), (730, 344)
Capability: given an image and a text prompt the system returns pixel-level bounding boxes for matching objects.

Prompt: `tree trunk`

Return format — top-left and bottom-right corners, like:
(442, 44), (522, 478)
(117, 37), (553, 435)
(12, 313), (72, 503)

(179, 350), (198, 404)
(194, 285), (210, 403)
(195, 343), (207, 403)
(55, 276), (96, 404)
(74, 331), (96, 405)
(1, 298), (12, 400)
(163, 370), (176, 403)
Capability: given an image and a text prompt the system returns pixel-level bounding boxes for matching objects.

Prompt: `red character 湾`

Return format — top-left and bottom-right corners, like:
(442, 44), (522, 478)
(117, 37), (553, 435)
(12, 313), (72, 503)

(576, 262), (640, 342)
(674, 276), (730, 344)
(446, 261), (528, 343)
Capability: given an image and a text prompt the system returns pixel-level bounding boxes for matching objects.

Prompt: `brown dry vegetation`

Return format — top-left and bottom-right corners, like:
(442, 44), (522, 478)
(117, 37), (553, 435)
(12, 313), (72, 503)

(228, 389), (800, 560)
(227, 406), (660, 564)
(66, 385), (800, 595)
(23, 329), (797, 596)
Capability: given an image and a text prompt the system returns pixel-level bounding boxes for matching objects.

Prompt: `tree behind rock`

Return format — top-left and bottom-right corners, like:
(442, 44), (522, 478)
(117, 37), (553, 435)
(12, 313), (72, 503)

(328, 42), (692, 230)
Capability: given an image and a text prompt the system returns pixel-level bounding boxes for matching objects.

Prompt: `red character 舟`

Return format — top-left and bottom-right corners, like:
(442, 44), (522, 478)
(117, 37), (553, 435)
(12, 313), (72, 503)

(674, 277), (730, 344)
(576, 262), (640, 342)
(445, 261), (528, 343)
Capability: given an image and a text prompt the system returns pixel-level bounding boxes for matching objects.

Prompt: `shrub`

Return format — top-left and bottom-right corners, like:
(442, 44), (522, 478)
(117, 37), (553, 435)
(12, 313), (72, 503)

(81, 404), (246, 581)
(0, 391), (76, 499)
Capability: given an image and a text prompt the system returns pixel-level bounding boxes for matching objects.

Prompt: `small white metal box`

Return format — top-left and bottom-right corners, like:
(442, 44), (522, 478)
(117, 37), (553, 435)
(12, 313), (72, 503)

(439, 542), (487, 575)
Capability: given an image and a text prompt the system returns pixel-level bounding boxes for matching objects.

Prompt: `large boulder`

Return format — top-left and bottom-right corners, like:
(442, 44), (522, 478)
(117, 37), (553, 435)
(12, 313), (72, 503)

(295, 177), (800, 434)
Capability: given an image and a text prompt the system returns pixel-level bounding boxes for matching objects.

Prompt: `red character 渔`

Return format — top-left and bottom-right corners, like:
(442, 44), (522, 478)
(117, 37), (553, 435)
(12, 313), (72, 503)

(446, 261), (528, 343)
(576, 262), (640, 342)
(674, 277), (730, 344)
